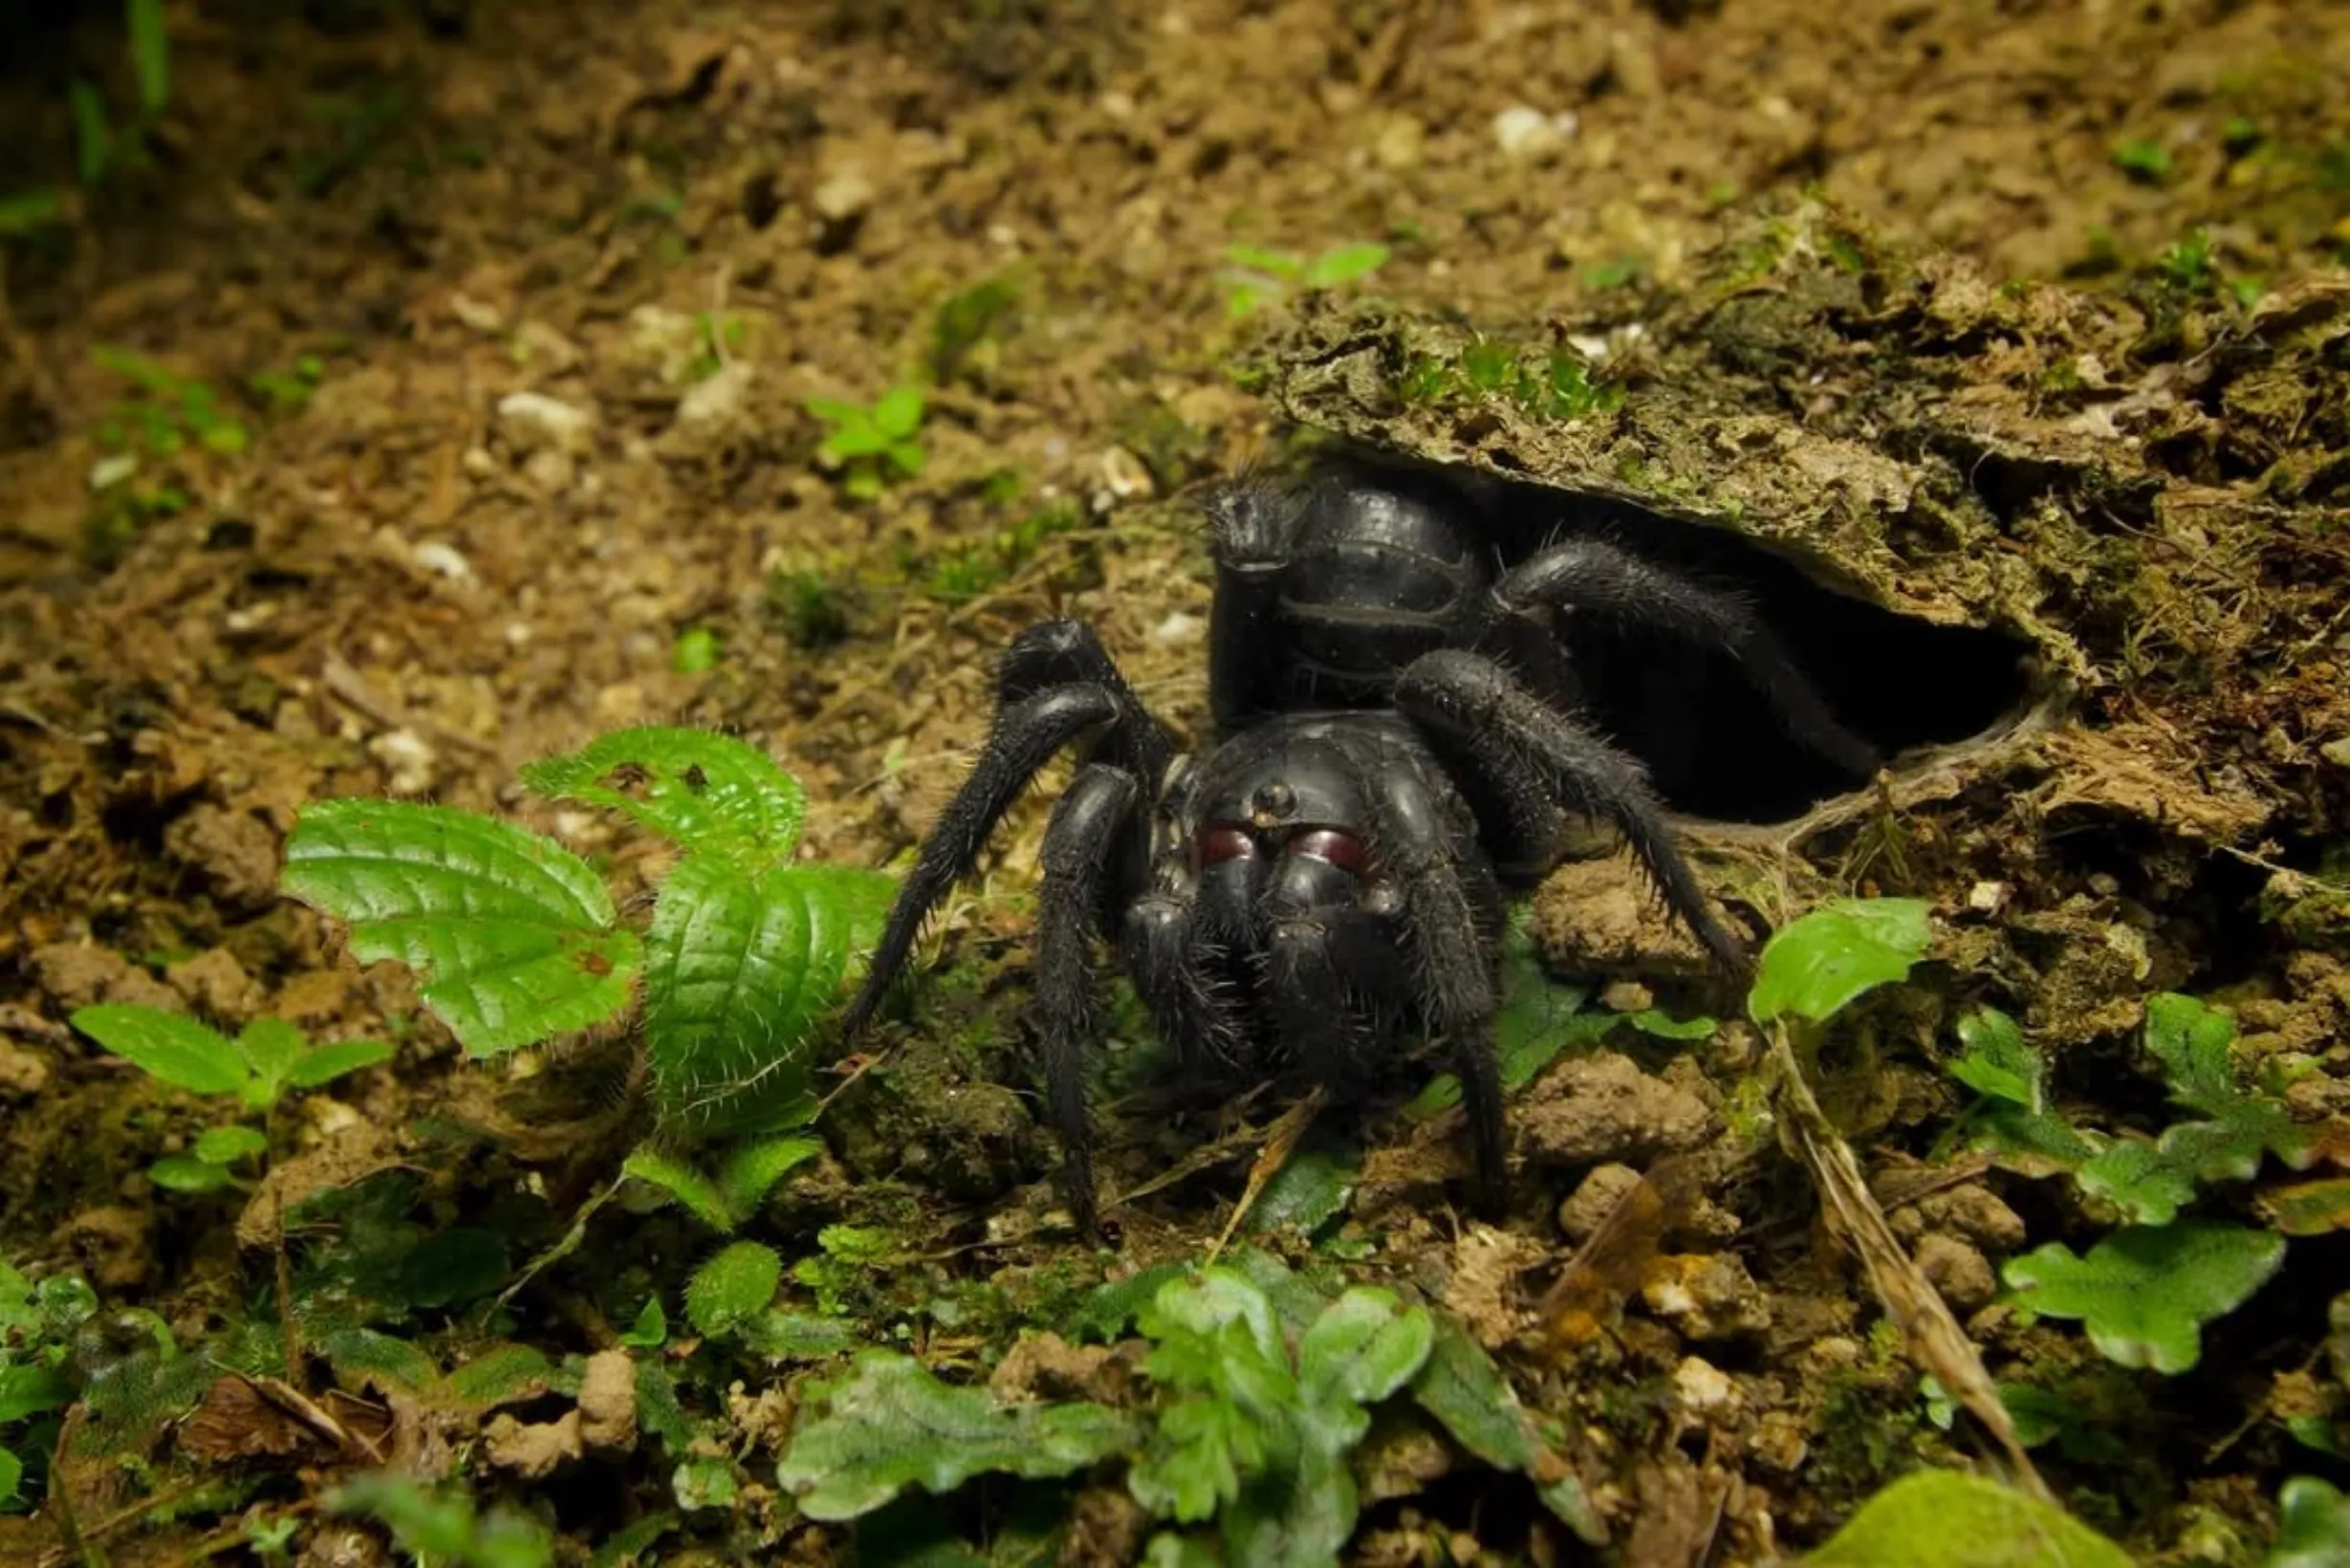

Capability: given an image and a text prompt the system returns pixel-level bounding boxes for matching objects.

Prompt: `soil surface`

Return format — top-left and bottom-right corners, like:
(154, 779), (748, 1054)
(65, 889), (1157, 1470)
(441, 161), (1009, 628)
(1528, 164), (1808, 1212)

(3, 2), (2349, 1564)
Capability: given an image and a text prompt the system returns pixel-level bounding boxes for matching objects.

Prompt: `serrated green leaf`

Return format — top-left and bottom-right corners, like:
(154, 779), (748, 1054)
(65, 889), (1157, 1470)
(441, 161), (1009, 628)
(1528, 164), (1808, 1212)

(1244, 1143), (1359, 1236)
(624, 1148), (737, 1231)
(873, 384), (925, 440)
(643, 859), (894, 1132)
(441, 1343), (553, 1408)
(1297, 1289), (1431, 1419)
(193, 1124), (268, 1165)
(288, 1037), (394, 1089)
(2004, 1221), (2286, 1374)
(148, 1153), (234, 1192)
(2144, 992), (2237, 1110)
(2077, 1140), (2197, 1226)
(1802, 1469), (2132, 1567)
(2270, 1477), (2350, 1568)
(1407, 1317), (1603, 1542)
(1749, 898), (1932, 1024)
(1950, 1007), (2038, 1109)
(2141, 991), (2311, 1175)
(686, 1242), (783, 1337)
(717, 1136), (822, 1223)
(317, 1327), (438, 1393)
(520, 727), (808, 861)
(71, 1005), (246, 1096)
(283, 799), (636, 1056)
(235, 1017), (309, 1103)
(1067, 1264), (1189, 1344)
(777, 1350), (1140, 1520)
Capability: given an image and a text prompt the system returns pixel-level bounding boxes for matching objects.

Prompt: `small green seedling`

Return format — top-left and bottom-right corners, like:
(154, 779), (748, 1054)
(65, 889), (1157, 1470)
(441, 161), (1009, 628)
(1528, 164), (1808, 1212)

(670, 625), (719, 673)
(282, 726), (894, 1134)
(806, 384), (926, 502)
(248, 353), (327, 416)
(1219, 241), (1389, 318)
(66, 1008), (390, 1193)
(1400, 338), (1620, 423)
(2112, 139), (2174, 183)
(95, 347), (249, 457)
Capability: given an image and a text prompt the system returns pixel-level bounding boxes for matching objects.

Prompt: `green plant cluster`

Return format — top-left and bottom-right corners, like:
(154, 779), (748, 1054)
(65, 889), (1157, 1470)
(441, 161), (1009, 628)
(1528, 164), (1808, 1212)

(281, 725), (894, 1136)
(807, 384), (927, 502)
(772, 1252), (1601, 1564)
(66, 1009), (389, 1193)
(1947, 994), (2304, 1372)
(0, 1261), (98, 1511)
(1397, 337), (1621, 422)
(1217, 241), (1389, 318)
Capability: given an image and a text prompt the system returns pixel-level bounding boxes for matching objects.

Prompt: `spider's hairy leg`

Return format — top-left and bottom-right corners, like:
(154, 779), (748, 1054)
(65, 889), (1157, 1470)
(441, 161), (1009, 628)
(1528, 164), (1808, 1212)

(1394, 649), (1752, 981)
(998, 618), (1173, 782)
(1360, 757), (1510, 1217)
(1490, 535), (1879, 777)
(1032, 763), (1143, 1237)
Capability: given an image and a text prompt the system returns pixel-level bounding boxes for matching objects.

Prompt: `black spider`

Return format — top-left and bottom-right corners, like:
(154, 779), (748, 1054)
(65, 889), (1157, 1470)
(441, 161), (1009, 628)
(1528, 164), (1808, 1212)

(840, 452), (1876, 1232)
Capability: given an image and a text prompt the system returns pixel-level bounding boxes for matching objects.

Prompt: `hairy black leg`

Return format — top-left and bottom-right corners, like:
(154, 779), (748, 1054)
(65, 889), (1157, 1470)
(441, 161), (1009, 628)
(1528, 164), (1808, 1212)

(1490, 536), (1878, 776)
(840, 681), (1125, 1038)
(1121, 893), (1249, 1071)
(996, 619), (1174, 783)
(1357, 754), (1510, 1216)
(1031, 763), (1142, 1235)
(1395, 649), (1752, 981)
(1203, 476), (1303, 731)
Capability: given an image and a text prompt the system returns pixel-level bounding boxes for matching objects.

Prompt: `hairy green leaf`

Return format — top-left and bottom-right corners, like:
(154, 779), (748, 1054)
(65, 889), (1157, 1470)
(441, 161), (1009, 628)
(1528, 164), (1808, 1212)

(1066, 1264), (1189, 1344)
(318, 1328), (437, 1394)
(1749, 898), (1932, 1024)
(2076, 1140), (2199, 1226)
(0, 1364), (72, 1426)
(71, 1005), (245, 1096)
(1802, 1469), (2132, 1567)
(2005, 1221), (2286, 1374)
(441, 1344), (554, 1409)
(520, 727), (807, 862)
(716, 1135), (823, 1222)
(622, 1148), (737, 1232)
(2142, 992), (2312, 1177)
(775, 1350), (1140, 1521)
(685, 1242), (783, 1337)
(283, 799), (637, 1056)
(642, 858), (893, 1132)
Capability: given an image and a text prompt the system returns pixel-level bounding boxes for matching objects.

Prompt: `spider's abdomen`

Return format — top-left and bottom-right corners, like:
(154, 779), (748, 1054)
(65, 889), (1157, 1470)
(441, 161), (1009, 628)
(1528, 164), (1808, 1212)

(1275, 482), (1488, 705)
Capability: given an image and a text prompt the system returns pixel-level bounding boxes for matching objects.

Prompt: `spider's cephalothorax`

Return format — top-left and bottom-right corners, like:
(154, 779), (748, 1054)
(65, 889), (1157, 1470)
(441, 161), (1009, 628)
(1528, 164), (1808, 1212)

(840, 454), (1877, 1232)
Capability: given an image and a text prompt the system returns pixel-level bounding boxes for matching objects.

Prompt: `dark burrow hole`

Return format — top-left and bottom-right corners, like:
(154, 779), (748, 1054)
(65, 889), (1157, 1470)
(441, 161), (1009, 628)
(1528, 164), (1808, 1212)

(1387, 452), (2039, 824)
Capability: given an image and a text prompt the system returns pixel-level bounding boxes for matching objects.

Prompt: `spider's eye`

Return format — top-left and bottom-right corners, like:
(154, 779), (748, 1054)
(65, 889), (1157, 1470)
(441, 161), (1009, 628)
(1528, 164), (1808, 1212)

(1287, 827), (1366, 876)
(1196, 824), (1262, 866)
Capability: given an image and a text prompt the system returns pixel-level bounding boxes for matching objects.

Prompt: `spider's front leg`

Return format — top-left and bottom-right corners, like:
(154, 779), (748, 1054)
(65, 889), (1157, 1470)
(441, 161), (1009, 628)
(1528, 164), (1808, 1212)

(1485, 535), (1879, 777)
(1032, 763), (1146, 1235)
(840, 619), (1169, 1038)
(1394, 648), (1752, 981)
(1358, 758), (1512, 1218)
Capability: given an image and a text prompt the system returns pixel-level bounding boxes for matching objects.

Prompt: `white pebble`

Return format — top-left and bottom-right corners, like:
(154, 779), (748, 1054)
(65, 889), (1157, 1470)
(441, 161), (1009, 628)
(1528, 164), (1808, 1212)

(1493, 104), (1578, 161)
(496, 390), (596, 455)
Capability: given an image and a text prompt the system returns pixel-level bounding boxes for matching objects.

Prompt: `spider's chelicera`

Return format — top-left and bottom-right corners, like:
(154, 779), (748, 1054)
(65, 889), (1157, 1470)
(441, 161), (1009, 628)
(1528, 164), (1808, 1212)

(841, 453), (1877, 1232)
